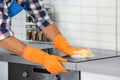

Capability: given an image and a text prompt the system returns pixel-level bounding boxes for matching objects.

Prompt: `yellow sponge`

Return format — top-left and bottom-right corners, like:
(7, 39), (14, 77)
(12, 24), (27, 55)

(71, 49), (94, 58)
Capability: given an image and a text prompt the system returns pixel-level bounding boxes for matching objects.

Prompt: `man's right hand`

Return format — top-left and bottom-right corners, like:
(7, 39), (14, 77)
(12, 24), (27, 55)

(22, 46), (67, 74)
(43, 55), (67, 74)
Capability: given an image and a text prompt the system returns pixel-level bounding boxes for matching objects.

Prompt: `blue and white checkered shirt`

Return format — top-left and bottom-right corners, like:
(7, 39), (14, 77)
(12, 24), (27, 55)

(0, 0), (54, 40)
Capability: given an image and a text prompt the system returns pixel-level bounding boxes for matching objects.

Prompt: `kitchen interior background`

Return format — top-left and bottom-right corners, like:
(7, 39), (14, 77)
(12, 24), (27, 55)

(11, 0), (120, 56)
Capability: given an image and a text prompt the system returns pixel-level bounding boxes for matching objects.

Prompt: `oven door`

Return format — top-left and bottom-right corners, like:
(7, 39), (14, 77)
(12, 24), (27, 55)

(8, 62), (58, 80)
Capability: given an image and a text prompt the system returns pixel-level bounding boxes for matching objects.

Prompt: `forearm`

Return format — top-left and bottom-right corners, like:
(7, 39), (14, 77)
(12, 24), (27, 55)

(43, 23), (93, 57)
(0, 23), (61, 56)
(0, 36), (67, 74)
(42, 23), (62, 41)
(0, 36), (27, 56)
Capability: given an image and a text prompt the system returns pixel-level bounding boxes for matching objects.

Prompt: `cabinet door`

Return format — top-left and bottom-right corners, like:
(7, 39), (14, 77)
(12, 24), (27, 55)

(0, 62), (8, 80)
(81, 72), (120, 80)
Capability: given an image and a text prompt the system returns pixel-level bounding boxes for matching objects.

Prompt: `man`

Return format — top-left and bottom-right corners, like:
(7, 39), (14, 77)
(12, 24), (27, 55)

(0, 0), (92, 74)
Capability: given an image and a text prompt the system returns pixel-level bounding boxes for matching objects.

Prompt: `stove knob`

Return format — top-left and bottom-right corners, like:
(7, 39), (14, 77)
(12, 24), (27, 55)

(22, 71), (29, 78)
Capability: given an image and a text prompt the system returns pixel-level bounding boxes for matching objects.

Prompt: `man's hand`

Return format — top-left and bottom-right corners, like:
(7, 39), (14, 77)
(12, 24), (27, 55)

(43, 55), (67, 74)
(53, 34), (94, 58)
(22, 46), (67, 74)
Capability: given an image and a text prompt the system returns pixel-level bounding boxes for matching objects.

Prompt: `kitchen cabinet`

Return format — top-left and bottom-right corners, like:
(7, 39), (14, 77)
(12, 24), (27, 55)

(81, 72), (120, 80)
(0, 61), (8, 80)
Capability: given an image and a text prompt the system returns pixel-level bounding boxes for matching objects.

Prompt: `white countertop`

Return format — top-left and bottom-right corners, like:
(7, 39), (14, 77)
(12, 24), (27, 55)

(0, 51), (120, 77)
(0, 42), (120, 77)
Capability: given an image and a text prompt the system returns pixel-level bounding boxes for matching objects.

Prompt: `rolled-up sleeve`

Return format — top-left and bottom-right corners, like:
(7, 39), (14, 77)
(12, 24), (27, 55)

(0, 0), (53, 40)
(25, 0), (54, 30)
(0, 1), (14, 40)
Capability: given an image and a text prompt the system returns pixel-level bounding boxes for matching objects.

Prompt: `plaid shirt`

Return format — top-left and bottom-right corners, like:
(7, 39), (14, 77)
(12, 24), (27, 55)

(0, 0), (54, 40)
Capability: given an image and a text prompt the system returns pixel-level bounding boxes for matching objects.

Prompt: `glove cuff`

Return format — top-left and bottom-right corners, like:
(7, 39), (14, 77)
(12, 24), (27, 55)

(22, 46), (48, 64)
(53, 34), (73, 55)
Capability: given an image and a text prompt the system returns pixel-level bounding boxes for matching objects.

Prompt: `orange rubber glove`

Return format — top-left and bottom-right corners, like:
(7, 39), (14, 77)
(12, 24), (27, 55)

(22, 46), (67, 74)
(53, 34), (93, 58)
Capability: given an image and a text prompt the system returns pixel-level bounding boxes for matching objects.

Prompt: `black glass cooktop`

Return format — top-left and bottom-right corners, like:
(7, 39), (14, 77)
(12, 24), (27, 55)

(62, 48), (120, 63)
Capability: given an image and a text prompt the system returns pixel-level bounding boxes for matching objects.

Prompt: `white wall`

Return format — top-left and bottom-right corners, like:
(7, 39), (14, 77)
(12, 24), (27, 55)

(11, 10), (26, 41)
(117, 0), (120, 54)
(11, 0), (120, 51)
(0, 62), (8, 80)
(50, 0), (120, 51)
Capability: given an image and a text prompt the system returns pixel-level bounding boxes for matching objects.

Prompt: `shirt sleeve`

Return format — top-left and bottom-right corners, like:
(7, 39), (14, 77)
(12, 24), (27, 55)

(0, 1), (14, 40)
(25, 0), (54, 30)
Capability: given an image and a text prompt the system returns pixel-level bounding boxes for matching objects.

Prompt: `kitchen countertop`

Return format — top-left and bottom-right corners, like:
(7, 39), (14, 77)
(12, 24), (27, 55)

(0, 42), (120, 77)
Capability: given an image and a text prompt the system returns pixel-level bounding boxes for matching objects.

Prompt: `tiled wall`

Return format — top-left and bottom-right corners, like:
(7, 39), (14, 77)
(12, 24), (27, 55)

(51, 0), (120, 51)
(11, 0), (120, 51)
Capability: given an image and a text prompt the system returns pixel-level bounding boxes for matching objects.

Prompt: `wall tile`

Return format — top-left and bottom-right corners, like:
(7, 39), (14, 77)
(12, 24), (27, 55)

(55, 13), (66, 22)
(98, 42), (116, 50)
(98, 16), (116, 25)
(117, 16), (120, 26)
(117, 27), (120, 51)
(66, 31), (82, 40)
(81, 16), (98, 24)
(50, 0), (65, 6)
(82, 40), (98, 48)
(54, 6), (65, 14)
(99, 0), (116, 8)
(82, 32), (98, 41)
(98, 8), (116, 16)
(65, 0), (80, 6)
(99, 25), (116, 34)
(66, 14), (81, 22)
(118, 44), (120, 51)
(82, 24), (98, 32)
(98, 33), (116, 42)
(81, 7), (98, 16)
(66, 6), (81, 14)
(67, 39), (82, 47)
(117, 0), (120, 8)
(66, 22), (82, 31)
(80, 0), (98, 7)
(56, 22), (66, 30)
